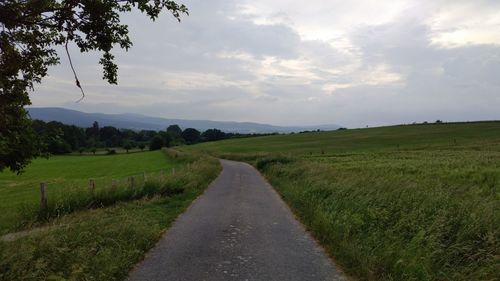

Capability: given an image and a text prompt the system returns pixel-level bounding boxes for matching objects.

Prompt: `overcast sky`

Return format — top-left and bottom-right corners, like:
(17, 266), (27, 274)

(31, 0), (500, 127)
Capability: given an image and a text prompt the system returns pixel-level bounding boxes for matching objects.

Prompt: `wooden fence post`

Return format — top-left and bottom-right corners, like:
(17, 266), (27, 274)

(89, 179), (95, 194)
(172, 168), (175, 175)
(128, 176), (135, 189)
(111, 179), (117, 189)
(143, 172), (147, 181)
(160, 169), (165, 180)
(40, 182), (48, 210)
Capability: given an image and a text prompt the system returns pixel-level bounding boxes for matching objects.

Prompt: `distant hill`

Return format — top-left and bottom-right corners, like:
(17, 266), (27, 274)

(27, 107), (341, 133)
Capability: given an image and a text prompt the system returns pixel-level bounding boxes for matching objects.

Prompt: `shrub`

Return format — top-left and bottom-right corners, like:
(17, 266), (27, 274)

(256, 155), (294, 170)
(149, 135), (164, 151)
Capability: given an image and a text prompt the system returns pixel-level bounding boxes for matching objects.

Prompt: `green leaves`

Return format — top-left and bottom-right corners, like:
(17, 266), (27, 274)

(0, 0), (188, 172)
(100, 51), (118, 84)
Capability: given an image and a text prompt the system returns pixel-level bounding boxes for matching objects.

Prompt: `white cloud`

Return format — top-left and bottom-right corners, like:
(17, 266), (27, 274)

(238, 0), (414, 41)
(31, 0), (500, 127)
(428, 1), (500, 47)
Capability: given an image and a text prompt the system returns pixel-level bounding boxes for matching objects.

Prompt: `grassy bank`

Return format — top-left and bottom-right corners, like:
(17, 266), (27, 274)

(0, 151), (221, 280)
(187, 122), (500, 281)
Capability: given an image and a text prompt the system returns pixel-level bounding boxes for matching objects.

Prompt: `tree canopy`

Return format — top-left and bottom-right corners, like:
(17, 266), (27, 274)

(201, 128), (226, 142)
(181, 128), (201, 144)
(0, 0), (188, 173)
(166, 124), (182, 138)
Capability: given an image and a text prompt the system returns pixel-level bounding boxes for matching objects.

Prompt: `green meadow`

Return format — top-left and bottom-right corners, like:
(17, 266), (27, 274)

(0, 151), (176, 233)
(187, 121), (500, 154)
(187, 122), (500, 281)
(0, 150), (221, 280)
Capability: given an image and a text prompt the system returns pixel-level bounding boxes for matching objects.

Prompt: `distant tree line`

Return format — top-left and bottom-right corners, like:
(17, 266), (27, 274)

(31, 120), (277, 155)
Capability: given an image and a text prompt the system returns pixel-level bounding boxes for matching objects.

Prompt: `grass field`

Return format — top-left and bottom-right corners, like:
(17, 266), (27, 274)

(0, 150), (221, 280)
(186, 122), (500, 281)
(0, 151), (177, 233)
(186, 122), (500, 154)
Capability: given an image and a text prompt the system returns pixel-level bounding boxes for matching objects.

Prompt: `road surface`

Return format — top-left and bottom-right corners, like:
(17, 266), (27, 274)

(127, 159), (346, 281)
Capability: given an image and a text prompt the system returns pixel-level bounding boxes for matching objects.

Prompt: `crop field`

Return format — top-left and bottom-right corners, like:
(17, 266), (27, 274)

(187, 122), (500, 281)
(187, 122), (500, 155)
(0, 151), (177, 234)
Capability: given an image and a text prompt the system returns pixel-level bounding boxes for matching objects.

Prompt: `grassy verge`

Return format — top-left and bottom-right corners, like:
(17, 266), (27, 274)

(0, 152), (221, 280)
(227, 152), (499, 281)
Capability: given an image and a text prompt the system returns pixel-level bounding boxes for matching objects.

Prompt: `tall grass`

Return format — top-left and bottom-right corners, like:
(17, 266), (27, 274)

(247, 152), (499, 281)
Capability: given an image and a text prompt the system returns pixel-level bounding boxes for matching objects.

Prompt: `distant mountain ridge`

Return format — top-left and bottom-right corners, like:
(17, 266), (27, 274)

(27, 107), (341, 133)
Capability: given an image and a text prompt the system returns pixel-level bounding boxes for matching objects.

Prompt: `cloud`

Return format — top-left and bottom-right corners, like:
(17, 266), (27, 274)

(427, 0), (500, 47)
(30, 0), (500, 127)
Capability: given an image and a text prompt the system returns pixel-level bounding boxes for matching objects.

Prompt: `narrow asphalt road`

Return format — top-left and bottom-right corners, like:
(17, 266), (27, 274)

(127, 159), (346, 281)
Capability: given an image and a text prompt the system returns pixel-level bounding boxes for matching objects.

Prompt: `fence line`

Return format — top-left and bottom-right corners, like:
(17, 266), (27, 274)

(37, 167), (181, 210)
